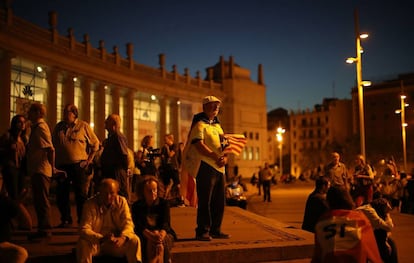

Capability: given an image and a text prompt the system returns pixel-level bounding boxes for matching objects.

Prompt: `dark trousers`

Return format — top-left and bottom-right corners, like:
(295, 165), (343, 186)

(56, 162), (92, 223)
(257, 181), (262, 195)
(375, 230), (398, 263)
(263, 180), (271, 201)
(195, 161), (225, 236)
(2, 165), (24, 200)
(31, 173), (52, 231)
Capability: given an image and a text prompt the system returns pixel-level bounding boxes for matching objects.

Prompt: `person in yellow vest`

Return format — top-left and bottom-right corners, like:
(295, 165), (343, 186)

(188, 96), (230, 241)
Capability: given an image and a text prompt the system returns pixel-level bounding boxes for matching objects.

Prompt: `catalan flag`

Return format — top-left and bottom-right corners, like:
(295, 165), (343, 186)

(223, 134), (247, 156)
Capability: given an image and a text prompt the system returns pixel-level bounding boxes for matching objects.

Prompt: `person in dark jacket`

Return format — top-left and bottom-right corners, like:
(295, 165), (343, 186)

(0, 114), (28, 200)
(301, 176), (330, 232)
(100, 114), (130, 199)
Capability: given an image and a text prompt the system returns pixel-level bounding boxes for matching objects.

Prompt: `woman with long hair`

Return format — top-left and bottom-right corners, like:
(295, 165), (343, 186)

(0, 115), (28, 199)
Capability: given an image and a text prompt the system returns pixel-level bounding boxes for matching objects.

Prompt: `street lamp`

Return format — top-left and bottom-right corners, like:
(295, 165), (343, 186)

(395, 94), (409, 172)
(346, 9), (370, 160)
(276, 127), (285, 176)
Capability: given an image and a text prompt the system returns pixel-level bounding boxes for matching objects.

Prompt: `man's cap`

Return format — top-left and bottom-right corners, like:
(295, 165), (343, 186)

(202, 95), (221, 105)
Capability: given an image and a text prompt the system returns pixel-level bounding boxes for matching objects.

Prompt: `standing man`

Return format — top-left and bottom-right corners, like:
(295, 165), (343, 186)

(261, 162), (273, 202)
(26, 103), (55, 240)
(188, 95), (230, 241)
(324, 152), (350, 190)
(53, 104), (100, 227)
(100, 114), (129, 200)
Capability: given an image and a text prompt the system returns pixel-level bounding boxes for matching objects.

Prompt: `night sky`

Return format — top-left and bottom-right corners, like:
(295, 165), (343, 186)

(9, 0), (414, 111)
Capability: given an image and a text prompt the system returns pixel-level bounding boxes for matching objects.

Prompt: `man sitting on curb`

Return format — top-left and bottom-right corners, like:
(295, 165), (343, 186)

(76, 178), (142, 263)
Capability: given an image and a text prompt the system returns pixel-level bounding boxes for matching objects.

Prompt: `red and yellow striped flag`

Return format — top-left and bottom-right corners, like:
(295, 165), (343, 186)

(223, 134), (247, 156)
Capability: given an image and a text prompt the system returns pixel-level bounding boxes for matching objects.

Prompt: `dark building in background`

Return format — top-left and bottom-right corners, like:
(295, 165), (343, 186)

(352, 73), (414, 172)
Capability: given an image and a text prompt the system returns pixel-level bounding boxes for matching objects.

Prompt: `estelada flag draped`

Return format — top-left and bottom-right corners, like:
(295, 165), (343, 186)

(223, 134), (247, 156)
(180, 141), (199, 207)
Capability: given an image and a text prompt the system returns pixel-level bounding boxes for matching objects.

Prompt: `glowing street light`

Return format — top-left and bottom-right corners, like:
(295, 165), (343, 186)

(346, 9), (370, 160)
(395, 94), (409, 172)
(276, 127), (285, 176)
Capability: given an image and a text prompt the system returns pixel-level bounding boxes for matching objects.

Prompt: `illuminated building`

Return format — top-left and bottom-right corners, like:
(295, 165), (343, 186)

(0, 6), (267, 177)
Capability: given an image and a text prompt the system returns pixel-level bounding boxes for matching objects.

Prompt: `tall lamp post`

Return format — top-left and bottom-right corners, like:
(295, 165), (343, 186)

(346, 9), (370, 160)
(276, 127), (285, 176)
(395, 94), (408, 172)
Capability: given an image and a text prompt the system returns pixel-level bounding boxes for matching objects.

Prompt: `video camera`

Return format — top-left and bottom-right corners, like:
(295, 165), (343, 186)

(147, 148), (161, 160)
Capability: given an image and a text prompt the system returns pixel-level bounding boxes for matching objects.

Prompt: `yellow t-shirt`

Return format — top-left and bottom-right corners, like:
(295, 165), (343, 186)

(189, 120), (224, 173)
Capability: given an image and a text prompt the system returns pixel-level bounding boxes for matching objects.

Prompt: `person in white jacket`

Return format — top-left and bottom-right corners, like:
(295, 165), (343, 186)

(357, 195), (398, 263)
(76, 178), (141, 263)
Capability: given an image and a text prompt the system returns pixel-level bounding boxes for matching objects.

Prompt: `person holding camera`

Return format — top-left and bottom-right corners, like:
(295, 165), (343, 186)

(136, 135), (158, 176)
(53, 104), (100, 227)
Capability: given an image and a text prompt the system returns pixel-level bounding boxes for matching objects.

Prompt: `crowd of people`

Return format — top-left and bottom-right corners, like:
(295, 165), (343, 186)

(0, 95), (234, 262)
(4, 97), (410, 262)
(302, 151), (402, 263)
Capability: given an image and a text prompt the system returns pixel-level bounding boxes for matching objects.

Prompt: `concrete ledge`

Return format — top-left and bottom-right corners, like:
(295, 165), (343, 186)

(17, 205), (313, 263)
(171, 206), (314, 263)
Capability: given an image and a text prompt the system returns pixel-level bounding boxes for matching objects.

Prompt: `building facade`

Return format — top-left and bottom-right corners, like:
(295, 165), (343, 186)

(0, 6), (268, 178)
(352, 73), (414, 172)
(289, 98), (353, 178)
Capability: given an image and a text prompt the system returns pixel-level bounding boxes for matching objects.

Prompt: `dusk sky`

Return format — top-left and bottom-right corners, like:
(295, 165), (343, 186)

(10, 0), (414, 111)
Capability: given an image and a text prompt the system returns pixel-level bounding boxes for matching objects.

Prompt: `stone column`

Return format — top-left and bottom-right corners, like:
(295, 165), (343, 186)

(126, 43), (134, 70)
(68, 28), (75, 50)
(126, 90), (135, 150)
(170, 98), (180, 143)
(159, 53), (166, 78)
(220, 55), (225, 80)
(80, 78), (91, 122)
(83, 34), (91, 56)
(172, 65), (178, 80)
(95, 83), (106, 141)
(49, 11), (58, 44)
(4, 0), (13, 26)
(258, 64), (264, 85)
(62, 74), (75, 107)
(46, 68), (58, 126)
(184, 68), (190, 84)
(0, 52), (12, 131)
(113, 46), (120, 66)
(111, 86), (120, 114)
(159, 96), (167, 141)
(99, 40), (106, 61)
(229, 56), (234, 78)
